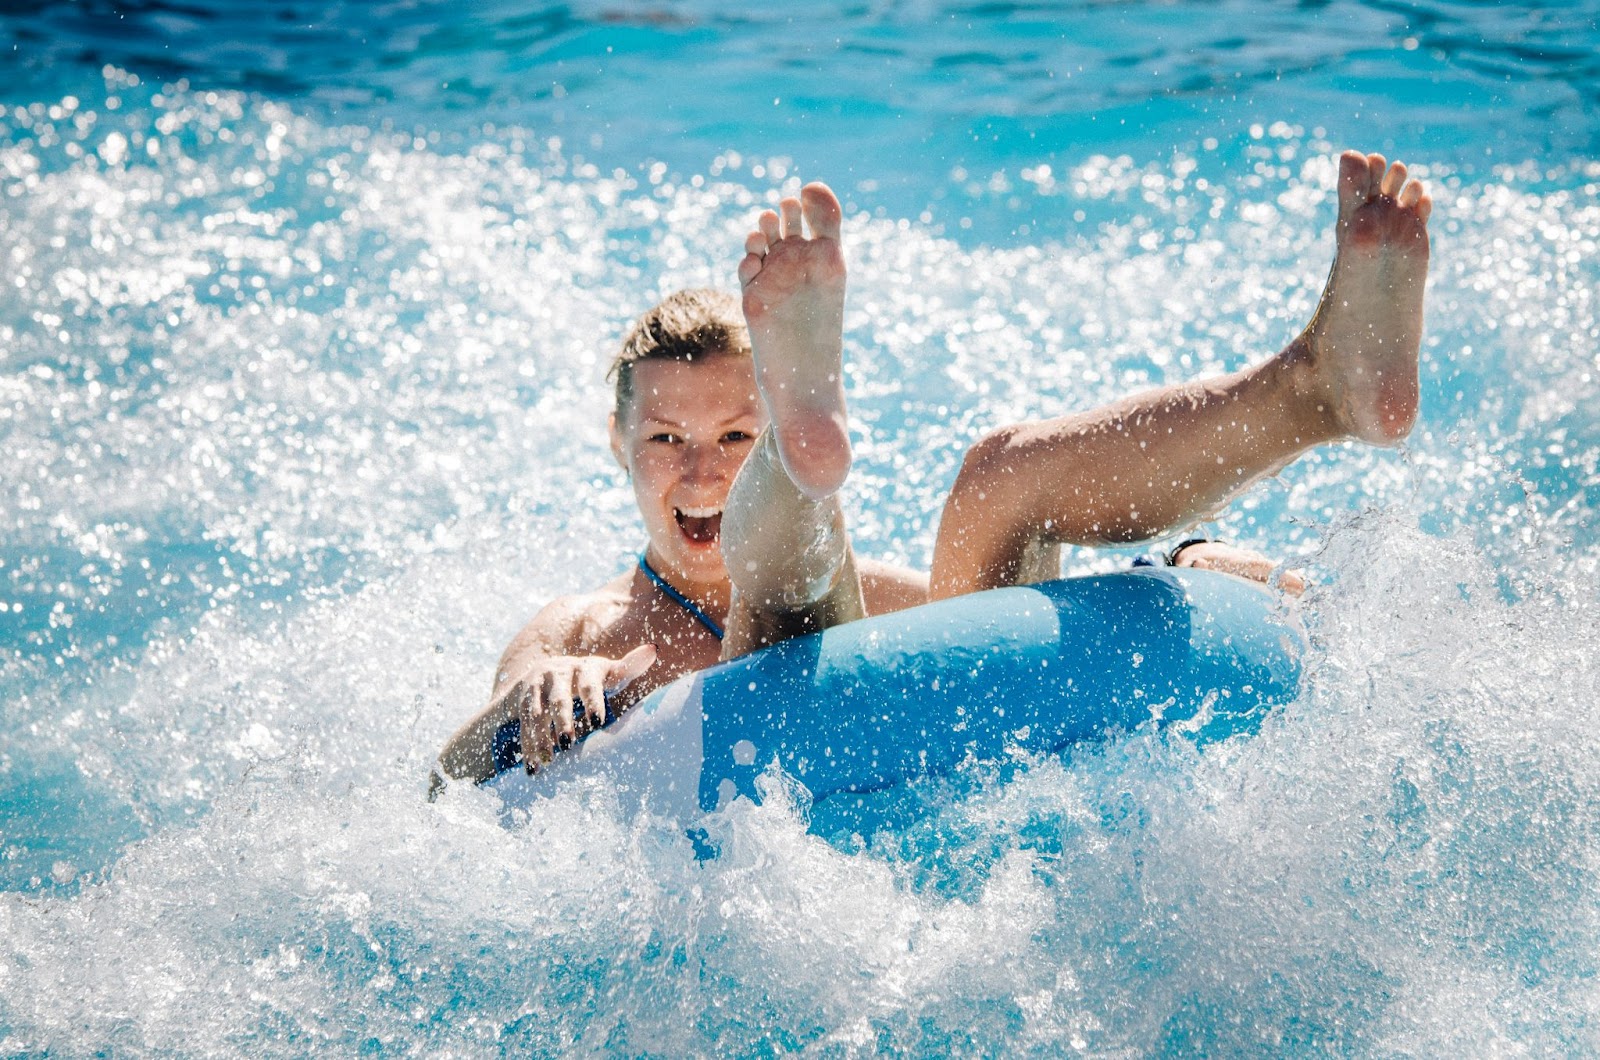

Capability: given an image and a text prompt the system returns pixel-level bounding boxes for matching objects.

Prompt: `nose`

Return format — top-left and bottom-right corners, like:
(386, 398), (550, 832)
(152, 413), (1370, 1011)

(683, 441), (735, 485)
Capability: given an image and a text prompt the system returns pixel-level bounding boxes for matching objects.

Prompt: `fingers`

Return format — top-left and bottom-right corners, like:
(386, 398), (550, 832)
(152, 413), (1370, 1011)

(515, 683), (550, 773)
(574, 665), (608, 727)
(607, 643), (658, 692)
(1175, 542), (1307, 596)
(537, 668), (570, 760)
(513, 670), (574, 774)
(511, 648), (661, 773)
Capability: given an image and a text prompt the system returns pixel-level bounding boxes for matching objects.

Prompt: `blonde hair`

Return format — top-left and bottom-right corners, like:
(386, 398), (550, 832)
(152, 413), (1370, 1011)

(609, 289), (749, 416)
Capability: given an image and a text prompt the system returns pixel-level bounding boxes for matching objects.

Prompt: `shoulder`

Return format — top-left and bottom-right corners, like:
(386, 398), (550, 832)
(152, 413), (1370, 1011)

(858, 558), (930, 616)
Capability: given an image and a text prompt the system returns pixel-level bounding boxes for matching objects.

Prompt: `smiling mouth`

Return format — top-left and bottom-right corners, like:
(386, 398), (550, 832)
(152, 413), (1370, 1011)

(675, 507), (722, 544)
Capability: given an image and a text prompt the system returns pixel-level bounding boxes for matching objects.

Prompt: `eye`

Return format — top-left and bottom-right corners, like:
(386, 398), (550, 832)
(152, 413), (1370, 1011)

(648, 432), (682, 445)
(722, 430), (754, 444)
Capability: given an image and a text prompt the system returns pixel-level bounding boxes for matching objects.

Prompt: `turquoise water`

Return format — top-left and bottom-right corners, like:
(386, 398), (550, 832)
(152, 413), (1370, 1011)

(3, 2), (1600, 1054)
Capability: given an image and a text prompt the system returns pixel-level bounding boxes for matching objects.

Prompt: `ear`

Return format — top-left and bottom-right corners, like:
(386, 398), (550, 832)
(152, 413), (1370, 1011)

(608, 411), (627, 470)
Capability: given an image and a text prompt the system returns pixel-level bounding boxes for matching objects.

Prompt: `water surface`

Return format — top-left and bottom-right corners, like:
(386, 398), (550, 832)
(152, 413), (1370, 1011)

(3, 2), (1600, 1054)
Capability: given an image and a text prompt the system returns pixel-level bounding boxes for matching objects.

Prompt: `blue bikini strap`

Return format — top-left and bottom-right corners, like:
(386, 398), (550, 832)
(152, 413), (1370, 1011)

(638, 553), (725, 640)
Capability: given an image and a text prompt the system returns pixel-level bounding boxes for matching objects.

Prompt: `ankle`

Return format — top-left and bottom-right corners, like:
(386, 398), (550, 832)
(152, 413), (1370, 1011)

(1274, 335), (1348, 443)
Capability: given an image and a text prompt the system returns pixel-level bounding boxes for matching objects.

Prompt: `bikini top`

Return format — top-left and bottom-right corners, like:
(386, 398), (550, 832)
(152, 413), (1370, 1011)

(638, 553), (725, 640)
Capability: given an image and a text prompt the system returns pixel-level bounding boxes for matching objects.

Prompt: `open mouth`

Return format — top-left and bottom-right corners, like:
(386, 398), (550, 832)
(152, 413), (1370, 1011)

(675, 507), (722, 545)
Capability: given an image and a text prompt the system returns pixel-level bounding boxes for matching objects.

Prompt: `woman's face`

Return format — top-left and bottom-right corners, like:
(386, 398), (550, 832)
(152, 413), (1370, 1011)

(609, 354), (765, 591)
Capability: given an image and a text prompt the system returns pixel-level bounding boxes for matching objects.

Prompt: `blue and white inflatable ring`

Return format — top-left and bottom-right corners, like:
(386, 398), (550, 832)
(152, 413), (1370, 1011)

(486, 567), (1304, 829)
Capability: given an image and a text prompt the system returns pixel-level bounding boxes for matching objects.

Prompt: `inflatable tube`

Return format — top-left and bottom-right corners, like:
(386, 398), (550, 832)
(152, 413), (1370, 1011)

(486, 568), (1303, 831)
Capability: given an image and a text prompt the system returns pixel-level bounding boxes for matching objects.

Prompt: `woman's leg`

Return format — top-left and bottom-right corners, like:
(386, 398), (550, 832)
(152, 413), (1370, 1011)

(932, 151), (1433, 598)
(720, 182), (864, 658)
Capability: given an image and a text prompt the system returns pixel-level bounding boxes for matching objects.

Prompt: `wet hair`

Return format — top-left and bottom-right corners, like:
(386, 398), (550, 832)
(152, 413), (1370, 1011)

(608, 288), (750, 417)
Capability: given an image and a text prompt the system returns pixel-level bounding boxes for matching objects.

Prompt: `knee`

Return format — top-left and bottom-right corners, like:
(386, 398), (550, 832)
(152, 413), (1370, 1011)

(952, 426), (1023, 502)
(939, 427), (1032, 564)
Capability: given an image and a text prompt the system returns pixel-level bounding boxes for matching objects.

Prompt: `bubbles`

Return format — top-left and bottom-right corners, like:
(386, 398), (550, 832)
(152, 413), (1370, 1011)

(1, 73), (1599, 1053)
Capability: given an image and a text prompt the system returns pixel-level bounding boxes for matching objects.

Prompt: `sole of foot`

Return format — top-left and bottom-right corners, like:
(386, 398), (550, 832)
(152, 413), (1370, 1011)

(738, 182), (853, 501)
(1302, 150), (1432, 445)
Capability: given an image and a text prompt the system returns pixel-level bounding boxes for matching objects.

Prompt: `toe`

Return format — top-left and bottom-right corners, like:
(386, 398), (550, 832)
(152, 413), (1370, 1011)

(738, 252), (764, 287)
(1380, 161), (1407, 199)
(1398, 180), (1422, 209)
(779, 197), (804, 239)
(744, 230), (769, 256)
(1339, 150), (1371, 194)
(1366, 153), (1387, 193)
(758, 209), (781, 244)
(800, 182), (843, 242)
(1415, 191), (1433, 225)
(1338, 150), (1372, 222)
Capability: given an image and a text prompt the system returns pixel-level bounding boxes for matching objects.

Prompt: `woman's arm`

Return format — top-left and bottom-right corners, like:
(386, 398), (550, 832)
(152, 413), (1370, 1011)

(429, 597), (655, 794)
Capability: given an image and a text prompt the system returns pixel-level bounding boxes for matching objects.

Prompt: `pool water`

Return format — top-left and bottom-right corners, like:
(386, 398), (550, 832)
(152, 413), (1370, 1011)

(3, 1), (1599, 1054)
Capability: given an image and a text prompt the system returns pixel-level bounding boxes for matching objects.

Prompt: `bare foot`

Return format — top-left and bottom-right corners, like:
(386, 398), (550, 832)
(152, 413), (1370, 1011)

(737, 182), (852, 500)
(1299, 150), (1432, 444)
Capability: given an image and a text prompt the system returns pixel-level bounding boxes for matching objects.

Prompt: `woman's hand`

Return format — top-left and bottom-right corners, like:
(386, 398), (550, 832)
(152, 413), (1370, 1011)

(1172, 541), (1306, 596)
(494, 644), (659, 768)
